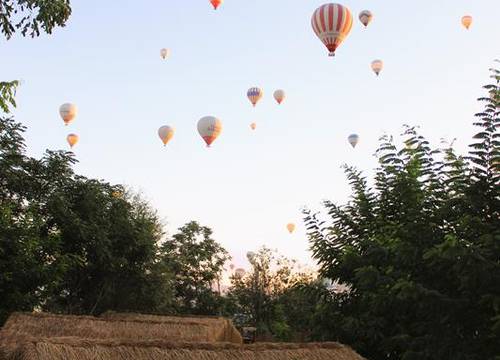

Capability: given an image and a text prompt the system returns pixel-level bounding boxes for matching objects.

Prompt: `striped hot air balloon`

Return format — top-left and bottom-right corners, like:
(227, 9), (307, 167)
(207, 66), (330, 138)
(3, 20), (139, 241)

(197, 116), (222, 147)
(247, 87), (263, 107)
(311, 3), (353, 57)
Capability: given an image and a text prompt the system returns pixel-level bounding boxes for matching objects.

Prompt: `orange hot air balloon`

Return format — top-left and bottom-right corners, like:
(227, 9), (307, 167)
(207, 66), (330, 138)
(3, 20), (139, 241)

(311, 3), (354, 56)
(210, 0), (223, 10)
(287, 223), (296, 234)
(67, 134), (79, 149)
(461, 15), (472, 30)
(158, 125), (174, 146)
(250, 122), (257, 130)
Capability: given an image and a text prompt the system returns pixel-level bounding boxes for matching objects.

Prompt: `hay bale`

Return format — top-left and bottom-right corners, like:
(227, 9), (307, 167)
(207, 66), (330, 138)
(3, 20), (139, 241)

(101, 312), (243, 344)
(1, 312), (223, 343)
(4, 337), (366, 360)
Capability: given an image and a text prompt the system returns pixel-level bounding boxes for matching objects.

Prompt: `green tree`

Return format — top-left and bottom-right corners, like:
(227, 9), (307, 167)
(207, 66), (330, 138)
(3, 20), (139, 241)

(0, 0), (71, 39)
(160, 221), (230, 315)
(304, 67), (499, 360)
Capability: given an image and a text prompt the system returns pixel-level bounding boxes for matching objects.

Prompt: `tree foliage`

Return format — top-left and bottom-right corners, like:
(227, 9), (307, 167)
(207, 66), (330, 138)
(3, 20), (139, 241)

(304, 67), (500, 360)
(0, 0), (71, 39)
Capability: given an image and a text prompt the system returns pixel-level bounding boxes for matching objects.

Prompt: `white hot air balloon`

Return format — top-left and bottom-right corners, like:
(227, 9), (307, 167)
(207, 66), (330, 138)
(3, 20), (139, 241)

(158, 125), (174, 146)
(371, 60), (383, 76)
(160, 48), (169, 59)
(59, 103), (78, 125)
(197, 116), (222, 147)
(348, 134), (359, 148)
(359, 10), (373, 27)
(273, 89), (286, 104)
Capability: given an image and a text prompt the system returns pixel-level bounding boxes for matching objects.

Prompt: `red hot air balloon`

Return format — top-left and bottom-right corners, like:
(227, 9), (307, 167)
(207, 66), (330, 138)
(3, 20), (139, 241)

(311, 3), (353, 57)
(210, 0), (223, 10)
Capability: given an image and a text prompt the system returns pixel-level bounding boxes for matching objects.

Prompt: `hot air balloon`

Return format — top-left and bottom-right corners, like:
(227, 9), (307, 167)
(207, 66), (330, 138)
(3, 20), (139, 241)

(250, 122), (257, 130)
(358, 10), (373, 27)
(273, 89), (285, 104)
(311, 3), (353, 57)
(247, 87), (263, 107)
(461, 15), (472, 30)
(67, 134), (79, 149)
(371, 60), (383, 76)
(59, 103), (77, 126)
(160, 48), (169, 59)
(235, 268), (246, 277)
(210, 0), (223, 10)
(198, 116), (222, 147)
(348, 134), (359, 148)
(229, 264), (235, 270)
(158, 125), (174, 146)
(287, 223), (296, 234)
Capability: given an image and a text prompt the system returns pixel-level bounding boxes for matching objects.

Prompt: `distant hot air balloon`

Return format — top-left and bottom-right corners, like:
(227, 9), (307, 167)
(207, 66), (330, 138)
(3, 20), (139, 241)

(250, 122), (257, 130)
(273, 89), (286, 105)
(112, 191), (123, 198)
(67, 134), (79, 149)
(235, 268), (246, 277)
(247, 251), (255, 259)
(59, 103), (77, 126)
(210, 0), (223, 10)
(358, 10), (373, 27)
(247, 87), (263, 107)
(348, 134), (359, 148)
(461, 15), (472, 30)
(287, 223), (296, 234)
(198, 116), (222, 147)
(160, 48), (169, 59)
(229, 264), (235, 270)
(311, 3), (353, 57)
(158, 125), (174, 146)
(371, 60), (383, 76)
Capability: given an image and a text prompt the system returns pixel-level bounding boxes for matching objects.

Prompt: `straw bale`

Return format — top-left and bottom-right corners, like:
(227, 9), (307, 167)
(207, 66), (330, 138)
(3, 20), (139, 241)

(1, 312), (221, 343)
(4, 337), (365, 360)
(101, 312), (243, 344)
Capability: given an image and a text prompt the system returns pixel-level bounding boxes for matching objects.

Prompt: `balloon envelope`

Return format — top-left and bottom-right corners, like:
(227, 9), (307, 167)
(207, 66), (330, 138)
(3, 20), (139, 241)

(235, 268), (246, 277)
(311, 3), (353, 56)
(247, 87), (263, 106)
(67, 133), (79, 148)
(371, 60), (383, 76)
(273, 89), (285, 104)
(210, 0), (223, 10)
(198, 116), (222, 147)
(59, 103), (77, 125)
(461, 15), (472, 29)
(160, 48), (169, 59)
(358, 10), (373, 27)
(287, 223), (296, 234)
(158, 125), (174, 146)
(250, 122), (257, 130)
(348, 134), (359, 148)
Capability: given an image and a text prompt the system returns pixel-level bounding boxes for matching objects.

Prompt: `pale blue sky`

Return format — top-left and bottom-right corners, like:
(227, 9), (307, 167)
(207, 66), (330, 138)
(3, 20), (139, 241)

(2, 0), (499, 269)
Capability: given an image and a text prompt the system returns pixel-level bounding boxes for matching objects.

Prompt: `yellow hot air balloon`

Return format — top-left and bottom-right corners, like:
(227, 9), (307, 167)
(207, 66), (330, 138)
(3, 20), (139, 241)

(158, 125), (174, 146)
(59, 103), (77, 125)
(371, 60), (383, 76)
(461, 15), (472, 30)
(287, 223), (296, 234)
(250, 122), (257, 130)
(273, 89), (285, 105)
(160, 48), (169, 59)
(67, 134), (79, 149)
(112, 191), (123, 198)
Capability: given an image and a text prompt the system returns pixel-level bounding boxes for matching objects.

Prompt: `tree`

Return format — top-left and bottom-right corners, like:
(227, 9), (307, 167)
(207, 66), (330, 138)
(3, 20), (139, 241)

(0, 0), (71, 39)
(304, 67), (499, 360)
(160, 221), (230, 315)
(226, 247), (314, 341)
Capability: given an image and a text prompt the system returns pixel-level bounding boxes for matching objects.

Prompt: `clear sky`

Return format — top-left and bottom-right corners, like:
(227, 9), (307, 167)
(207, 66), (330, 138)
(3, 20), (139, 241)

(1, 0), (499, 269)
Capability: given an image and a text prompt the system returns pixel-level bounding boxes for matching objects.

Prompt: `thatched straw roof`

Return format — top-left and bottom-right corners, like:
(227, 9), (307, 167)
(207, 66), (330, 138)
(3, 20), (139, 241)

(2, 337), (365, 360)
(100, 312), (242, 344)
(1, 312), (241, 344)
